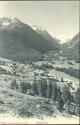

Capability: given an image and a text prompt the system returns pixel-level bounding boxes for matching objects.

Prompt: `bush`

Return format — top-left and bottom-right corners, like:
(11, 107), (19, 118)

(26, 89), (34, 96)
(17, 105), (33, 117)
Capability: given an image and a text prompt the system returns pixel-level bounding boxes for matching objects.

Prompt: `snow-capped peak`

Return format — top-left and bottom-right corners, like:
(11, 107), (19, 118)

(0, 17), (19, 27)
(31, 25), (45, 31)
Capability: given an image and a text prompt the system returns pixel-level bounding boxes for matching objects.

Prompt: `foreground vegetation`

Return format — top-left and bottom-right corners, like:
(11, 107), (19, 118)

(0, 56), (79, 118)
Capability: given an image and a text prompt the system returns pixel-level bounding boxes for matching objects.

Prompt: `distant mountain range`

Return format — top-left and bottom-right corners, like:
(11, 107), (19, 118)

(0, 17), (79, 62)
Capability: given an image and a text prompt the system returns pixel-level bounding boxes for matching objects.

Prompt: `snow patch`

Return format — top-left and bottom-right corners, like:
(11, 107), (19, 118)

(1, 17), (18, 27)
(2, 21), (10, 26)
(10, 17), (17, 24)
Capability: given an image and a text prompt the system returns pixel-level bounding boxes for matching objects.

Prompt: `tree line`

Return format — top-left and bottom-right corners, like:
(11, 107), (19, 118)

(10, 77), (76, 112)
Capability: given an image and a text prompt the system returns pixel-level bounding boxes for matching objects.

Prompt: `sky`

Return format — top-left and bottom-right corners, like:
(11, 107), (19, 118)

(0, 1), (79, 43)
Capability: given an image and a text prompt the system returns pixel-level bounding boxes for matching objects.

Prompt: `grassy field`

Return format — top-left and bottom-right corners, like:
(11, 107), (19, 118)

(0, 57), (79, 120)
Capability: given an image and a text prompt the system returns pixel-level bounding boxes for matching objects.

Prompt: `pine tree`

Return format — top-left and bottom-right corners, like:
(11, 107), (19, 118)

(61, 77), (63, 82)
(31, 72), (38, 95)
(20, 82), (27, 93)
(42, 79), (47, 97)
(62, 85), (72, 104)
(57, 87), (60, 101)
(47, 80), (52, 98)
(37, 79), (43, 96)
(57, 87), (64, 110)
(75, 87), (80, 105)
(31, 82), (38, 95)
(58, 95), (64, 111)
(27, 82), (31, 89)
(11, 79), (19, 90)
(52, 82), (58, 101)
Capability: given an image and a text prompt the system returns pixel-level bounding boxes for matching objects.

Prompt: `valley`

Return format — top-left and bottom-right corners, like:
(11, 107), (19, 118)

(0, 17), (79, 121)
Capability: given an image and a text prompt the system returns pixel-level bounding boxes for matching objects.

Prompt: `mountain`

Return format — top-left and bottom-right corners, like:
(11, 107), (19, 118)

(0, 17), (60, 62)
(31, 25), (61, 50)
(60, 33), (80, 61)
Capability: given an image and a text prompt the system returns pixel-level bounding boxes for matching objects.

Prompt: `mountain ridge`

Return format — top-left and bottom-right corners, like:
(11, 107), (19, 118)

(60, 33), (80, 61)
(0, 17), (61, 62)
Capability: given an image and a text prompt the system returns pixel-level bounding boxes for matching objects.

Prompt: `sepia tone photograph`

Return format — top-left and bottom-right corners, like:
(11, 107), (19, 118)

(0, 1), (79, 124)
